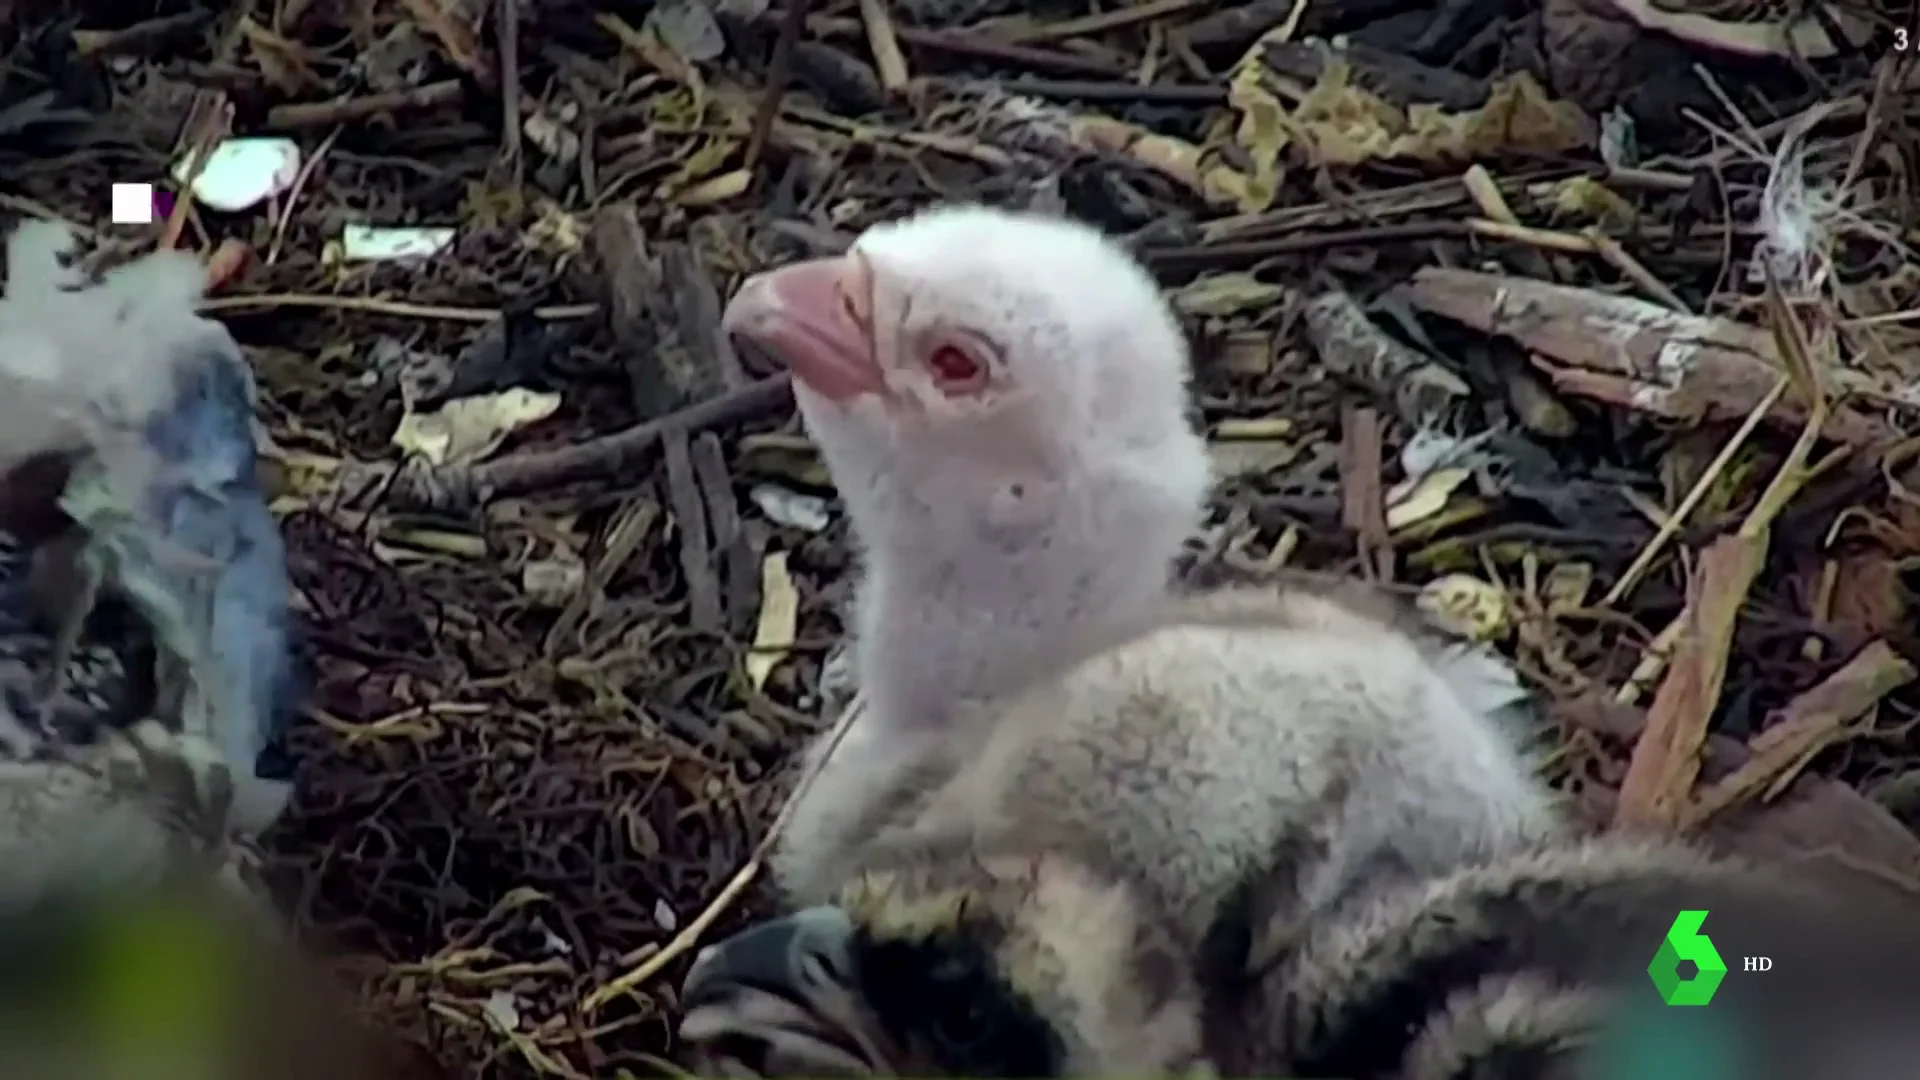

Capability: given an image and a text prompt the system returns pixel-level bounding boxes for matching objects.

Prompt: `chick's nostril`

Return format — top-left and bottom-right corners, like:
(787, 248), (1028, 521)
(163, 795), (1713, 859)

(837, 284), (864, 329)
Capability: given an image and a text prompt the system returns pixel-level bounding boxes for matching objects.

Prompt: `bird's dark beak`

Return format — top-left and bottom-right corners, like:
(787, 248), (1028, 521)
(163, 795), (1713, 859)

(723, 255), (883, 402)
(682, 905), (855, 1011)
(679, 906), (883, 1075)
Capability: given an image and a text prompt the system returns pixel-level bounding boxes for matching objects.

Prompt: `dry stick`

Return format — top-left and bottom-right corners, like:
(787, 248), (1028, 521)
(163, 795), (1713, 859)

(1600, 376), (1787, 609)
(1613, 276), (1831, 831)
(71, 10), (211, 55)
(582, 693), (869, 1011)
(765, 10), (1125, 78)
(265, 126), (338, 267)
(497, 0), (525, 191)
(1338, 407), (1391, 583)
(857, 0), (910, 95)
(265, 81), (463, 130)
(201, 294), (596, 321)
(350, 375), (795, 514)
(464, 375), (792, 501)
(745, 0), (815, 174)
(1584, 229), (1691, 313)
(1614, 536), (1764, 830)
(163, 92), (234, 251)
(1682, 639), (1915, 829)
(992, 0), (1210, 42)
(1615, 617), (1686, 706)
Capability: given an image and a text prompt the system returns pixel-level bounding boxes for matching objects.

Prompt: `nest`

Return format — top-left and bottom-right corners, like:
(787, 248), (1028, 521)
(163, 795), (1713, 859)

(6, 2), (1920, 1076)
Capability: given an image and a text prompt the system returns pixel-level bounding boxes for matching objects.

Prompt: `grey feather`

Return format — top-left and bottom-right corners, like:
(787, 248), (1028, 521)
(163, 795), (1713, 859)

(0, 221), (295, 833)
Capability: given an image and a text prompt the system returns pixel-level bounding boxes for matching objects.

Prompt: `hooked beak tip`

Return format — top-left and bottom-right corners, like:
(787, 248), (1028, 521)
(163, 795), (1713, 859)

(681, 905), (855, 1006)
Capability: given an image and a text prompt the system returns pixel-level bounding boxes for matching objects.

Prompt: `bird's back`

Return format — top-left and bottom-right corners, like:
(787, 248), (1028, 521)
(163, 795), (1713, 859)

(1239, 834), (1920, 1080)
(891, 585), (1564, 957)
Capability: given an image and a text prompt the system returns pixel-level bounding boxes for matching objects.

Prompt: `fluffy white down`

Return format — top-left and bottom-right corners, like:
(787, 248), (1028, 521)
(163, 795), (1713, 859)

(0, 221), (219, 489)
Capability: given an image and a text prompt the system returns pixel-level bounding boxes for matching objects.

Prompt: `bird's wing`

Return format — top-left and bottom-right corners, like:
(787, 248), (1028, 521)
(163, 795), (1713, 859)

(0, 709), (254, 909)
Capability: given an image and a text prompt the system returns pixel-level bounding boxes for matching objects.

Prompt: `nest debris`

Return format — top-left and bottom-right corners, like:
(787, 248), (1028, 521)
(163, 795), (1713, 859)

(6, 2), (1920, 1075)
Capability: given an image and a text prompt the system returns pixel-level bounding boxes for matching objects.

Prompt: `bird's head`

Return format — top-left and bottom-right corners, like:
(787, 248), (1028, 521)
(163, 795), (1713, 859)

(678, 832), (1207, 1077)
(723, 204), (1209, 572)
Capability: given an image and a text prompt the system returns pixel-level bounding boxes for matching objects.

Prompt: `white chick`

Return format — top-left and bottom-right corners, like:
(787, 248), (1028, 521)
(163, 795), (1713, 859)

(724, 205), (1211, 894)
(723, 206), (1559, 907)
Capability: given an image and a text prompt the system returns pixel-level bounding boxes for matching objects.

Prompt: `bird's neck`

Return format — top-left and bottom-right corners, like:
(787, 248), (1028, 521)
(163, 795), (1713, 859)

(851, 494), (1185, 725)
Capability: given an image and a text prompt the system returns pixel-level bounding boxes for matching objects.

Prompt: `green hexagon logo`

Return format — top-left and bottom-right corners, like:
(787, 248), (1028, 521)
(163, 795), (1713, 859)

(1648, 909), (1727, 1006)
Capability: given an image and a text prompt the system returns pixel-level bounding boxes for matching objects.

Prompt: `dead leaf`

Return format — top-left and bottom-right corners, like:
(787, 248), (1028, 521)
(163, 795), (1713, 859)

(1293, 62), (1588, 168)
(1544, 175), (1637, 230)
(673, 169), (751, 207)
(746, 552), (799, 691)
(1220, 34), (1289, 213)
(1386, 466), (1472, 529)
(1221, 40), (1590, 212)
(391, 388), (562, 467)
(1171, 272), (1288, 318)
(1417, 573), (1511, 642)
(1209, 440), (1299, 478)
(646, 0), (727, 64)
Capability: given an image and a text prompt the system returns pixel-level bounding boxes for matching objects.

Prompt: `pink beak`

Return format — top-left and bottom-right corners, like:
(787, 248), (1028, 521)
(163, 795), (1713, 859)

(723, 254), (883, 402)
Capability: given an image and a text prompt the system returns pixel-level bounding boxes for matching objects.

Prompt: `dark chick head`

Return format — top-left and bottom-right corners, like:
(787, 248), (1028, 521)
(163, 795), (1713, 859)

(722, 204), (1209, 588)
(679, 839), (1207, 1077)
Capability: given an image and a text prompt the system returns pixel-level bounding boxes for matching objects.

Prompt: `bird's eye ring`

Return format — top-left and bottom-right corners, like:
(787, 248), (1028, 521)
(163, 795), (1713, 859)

(926, 343), (986, 392)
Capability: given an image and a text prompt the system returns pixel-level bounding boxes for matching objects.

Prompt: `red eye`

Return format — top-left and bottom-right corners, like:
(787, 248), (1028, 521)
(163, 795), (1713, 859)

(927, 344), (984, 387)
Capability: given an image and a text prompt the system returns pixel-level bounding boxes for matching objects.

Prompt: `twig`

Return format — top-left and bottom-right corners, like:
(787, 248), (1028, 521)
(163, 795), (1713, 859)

(935, 78), (1223, 105)
(856, 0), (910, 94)
(71, 11), (212, 55)
(1338, 406), (1392, 583)
(1612, 271), (1832, 832)
(746, 0), (815, 173)
(1584, 229), (1690, 313)
(1682, 640), (1914, 829)
(762, 10), (1125, 78)
(1601, 376), (1785, 609)
(993, 0), (1210, 42)
(581, 694), (869, 1011)
(266, 126), (338, 267)
(355, 375), (795, 513)
(497, 0), (524, 191)
(663, 431), (721, 635)
(1615, 617), (1685, 705)
(1460, 163), (1563, 282)
(201, 294), (596, 321)
(163, 92), (233, 251)
(265, 81), (464, 129)
(1613, 535), (1762, 830)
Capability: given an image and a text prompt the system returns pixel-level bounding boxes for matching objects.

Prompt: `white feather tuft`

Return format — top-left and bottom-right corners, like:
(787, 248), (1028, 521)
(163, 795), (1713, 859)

(0, 222), (215, 475)
(1746, 103), (1907, 302)
(1426, 639), (1538, 736)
